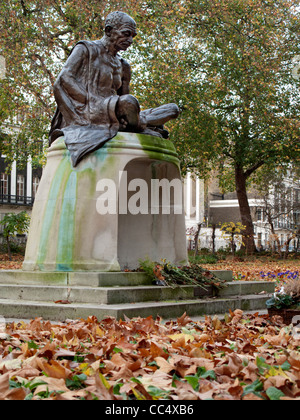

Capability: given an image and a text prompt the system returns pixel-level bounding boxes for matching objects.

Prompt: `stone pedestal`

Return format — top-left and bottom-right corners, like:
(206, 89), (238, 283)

(23, 133), (188, 272)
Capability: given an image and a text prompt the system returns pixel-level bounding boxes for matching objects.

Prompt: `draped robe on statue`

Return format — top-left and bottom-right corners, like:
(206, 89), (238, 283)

(49, 41), (122, 166)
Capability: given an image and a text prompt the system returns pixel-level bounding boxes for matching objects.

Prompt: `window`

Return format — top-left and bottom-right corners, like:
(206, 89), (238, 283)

(17, 175), (25, 198)
(257, 233), (262, 248)
(256, 208), (262, 221)
(32, 176), (40, 198)
(0, 173), (8, 196)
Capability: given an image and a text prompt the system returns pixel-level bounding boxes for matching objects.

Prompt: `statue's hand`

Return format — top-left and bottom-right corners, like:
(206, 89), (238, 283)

(139, 113), (147, 130)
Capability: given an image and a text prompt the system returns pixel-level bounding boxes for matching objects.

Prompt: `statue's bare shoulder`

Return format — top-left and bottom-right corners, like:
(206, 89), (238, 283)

(59, 42), (89, 77)
(118, 57), (131, 95)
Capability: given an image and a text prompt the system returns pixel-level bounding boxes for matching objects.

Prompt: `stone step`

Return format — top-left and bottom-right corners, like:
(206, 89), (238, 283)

(0, 269), (233, 287)
(0, 293), (272, 322)
(0, 270), (151, 287)
(218, 281), (275, 297)
(0, 269), (274, 321)
(0, 281), (274, 304)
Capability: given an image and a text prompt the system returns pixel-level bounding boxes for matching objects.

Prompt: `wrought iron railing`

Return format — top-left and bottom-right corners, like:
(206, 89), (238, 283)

(0, 194), (34, 206)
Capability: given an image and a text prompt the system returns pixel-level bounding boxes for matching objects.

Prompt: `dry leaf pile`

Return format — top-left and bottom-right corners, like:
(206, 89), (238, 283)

(0, 254), (24, 270)
(0, 311), (300, 400)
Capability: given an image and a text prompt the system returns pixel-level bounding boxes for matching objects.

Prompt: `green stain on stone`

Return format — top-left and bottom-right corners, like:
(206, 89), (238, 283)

(56, 170), (77, 271)
(37, 153), (73, 269)
(36, 139), (117, 271)
(33, 132), (181, 272)
(136, 133), (180, 168)
(76, 167), (97, 198)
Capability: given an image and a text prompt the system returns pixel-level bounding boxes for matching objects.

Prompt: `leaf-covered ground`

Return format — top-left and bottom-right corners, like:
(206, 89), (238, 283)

(0, 311), (299, 400)
(2, 255), (299, 282)
(0, 254), (24, 270)
(0, 256), (299, 400)
(202, 260), (300, 283)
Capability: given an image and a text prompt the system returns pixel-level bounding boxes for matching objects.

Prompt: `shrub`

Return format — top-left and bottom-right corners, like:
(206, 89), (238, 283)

(0, 211), (30, 260)
(189, 254), (219, 265)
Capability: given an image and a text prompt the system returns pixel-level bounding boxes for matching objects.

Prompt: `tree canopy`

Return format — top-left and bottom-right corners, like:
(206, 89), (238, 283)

(0, 0), (299, 252)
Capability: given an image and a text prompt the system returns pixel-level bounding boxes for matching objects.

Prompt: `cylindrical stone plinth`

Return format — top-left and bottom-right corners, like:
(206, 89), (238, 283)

(23, 132), (188, 272)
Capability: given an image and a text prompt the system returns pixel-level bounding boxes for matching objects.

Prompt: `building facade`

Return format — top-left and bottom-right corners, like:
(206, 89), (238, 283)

(184, 171), (300, 253)
(0, 157), (42, 210)
(0, 153), (42, 243)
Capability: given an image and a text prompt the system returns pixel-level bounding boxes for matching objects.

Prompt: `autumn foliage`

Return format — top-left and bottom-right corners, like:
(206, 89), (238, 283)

(0, 0), (299, 253)
(0, 311), (299, 400)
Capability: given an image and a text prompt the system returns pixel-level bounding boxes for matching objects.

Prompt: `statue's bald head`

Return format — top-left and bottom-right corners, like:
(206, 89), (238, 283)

(105, 11), (136, 32)
(103, 11), (137, 53)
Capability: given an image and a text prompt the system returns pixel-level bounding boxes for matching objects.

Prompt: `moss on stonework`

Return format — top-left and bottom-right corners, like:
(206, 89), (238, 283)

(136, 133), (180, 168)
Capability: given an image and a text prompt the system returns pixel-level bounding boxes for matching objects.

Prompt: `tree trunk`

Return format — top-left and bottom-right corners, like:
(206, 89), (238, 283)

(267, 217), (282, 259)
(284, 235), (295, 260)
(194, 222), (202, 257)
(231, 232), (236, 256)
(295, 229), (300, 253)
(211, 223), (216, 255)
(235, 166), (256, 254)
(6, 235), (12, 261)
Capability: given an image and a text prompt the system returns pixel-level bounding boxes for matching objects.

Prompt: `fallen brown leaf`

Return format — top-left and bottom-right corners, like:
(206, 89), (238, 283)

(54, 300), (72, 304)
(0, 310), (299, 400)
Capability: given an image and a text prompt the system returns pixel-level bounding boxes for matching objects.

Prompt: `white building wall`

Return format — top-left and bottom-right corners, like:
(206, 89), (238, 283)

(184, 171), (205, 230)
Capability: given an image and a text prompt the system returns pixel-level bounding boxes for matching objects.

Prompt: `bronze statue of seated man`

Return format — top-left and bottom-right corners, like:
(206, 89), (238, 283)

(49, 11), (180, 166)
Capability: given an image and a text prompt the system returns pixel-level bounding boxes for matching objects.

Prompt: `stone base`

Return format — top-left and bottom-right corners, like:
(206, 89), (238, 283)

(23, 133), (188, 273)
(0, 270), (276, 321)
(0, 270), (152, 287)
(0, 269), (233, 287)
